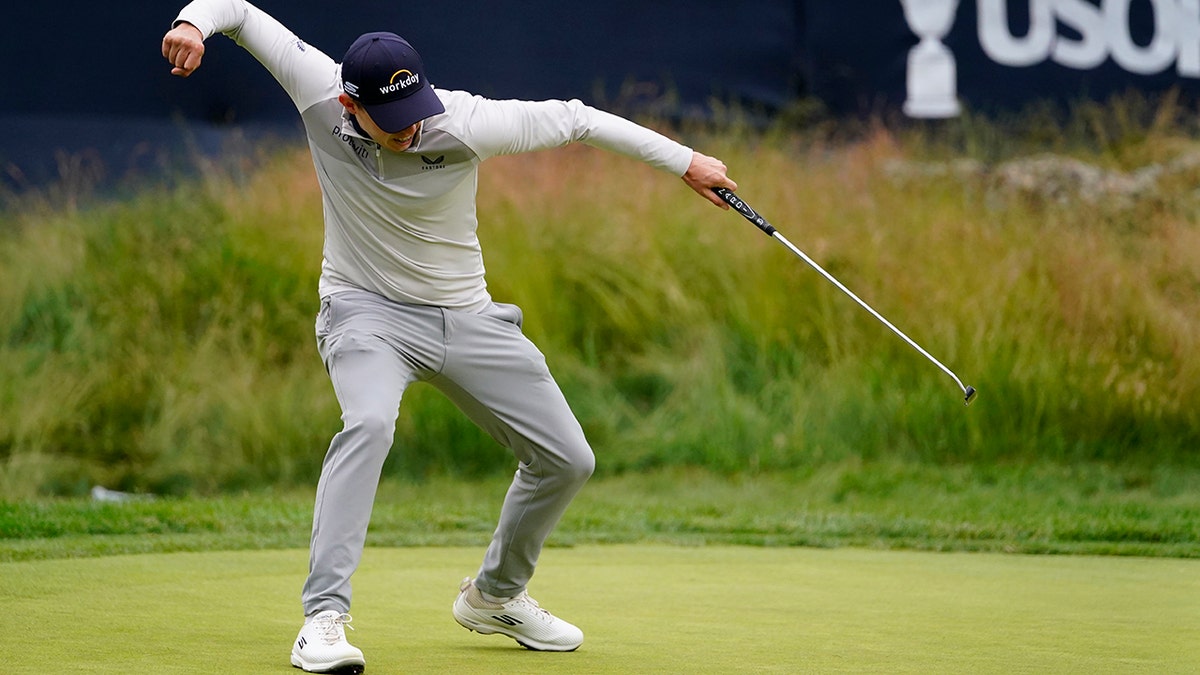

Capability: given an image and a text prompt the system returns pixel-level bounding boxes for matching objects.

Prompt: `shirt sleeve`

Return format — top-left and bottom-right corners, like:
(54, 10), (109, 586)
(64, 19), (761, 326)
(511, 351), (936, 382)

(449, 94), (694, 177)
(174, 0), (338, 113)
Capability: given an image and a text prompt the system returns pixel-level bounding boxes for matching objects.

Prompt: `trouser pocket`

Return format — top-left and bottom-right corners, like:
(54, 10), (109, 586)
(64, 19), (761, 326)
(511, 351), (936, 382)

(484, 302), (524, 330)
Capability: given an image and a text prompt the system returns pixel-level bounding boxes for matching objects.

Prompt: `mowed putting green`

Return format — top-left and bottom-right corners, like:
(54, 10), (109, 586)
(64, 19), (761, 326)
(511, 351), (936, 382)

(1, 545), (1196, 674)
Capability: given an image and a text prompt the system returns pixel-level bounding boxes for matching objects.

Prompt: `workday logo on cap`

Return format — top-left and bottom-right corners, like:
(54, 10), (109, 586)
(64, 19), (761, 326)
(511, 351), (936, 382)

(381, 69), (420, 95)
(340, 32), (445, 133)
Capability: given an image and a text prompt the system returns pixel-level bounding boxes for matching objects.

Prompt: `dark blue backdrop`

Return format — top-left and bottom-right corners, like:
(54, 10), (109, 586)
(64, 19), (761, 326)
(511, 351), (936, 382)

(0, 1), (801, 189)
(4, 1), (1199, 190)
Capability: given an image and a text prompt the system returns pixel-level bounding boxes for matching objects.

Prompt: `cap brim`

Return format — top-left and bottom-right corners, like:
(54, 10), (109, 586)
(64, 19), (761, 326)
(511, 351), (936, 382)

(362, 86), (445, 134)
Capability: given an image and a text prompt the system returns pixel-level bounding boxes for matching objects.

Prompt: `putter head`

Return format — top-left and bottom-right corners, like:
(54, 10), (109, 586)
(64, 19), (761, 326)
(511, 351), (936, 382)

(963, 386), (977, 406)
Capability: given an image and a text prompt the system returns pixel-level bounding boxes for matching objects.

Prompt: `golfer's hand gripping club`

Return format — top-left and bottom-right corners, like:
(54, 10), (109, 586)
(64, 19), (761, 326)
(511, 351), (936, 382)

(712, 188), (977, 406)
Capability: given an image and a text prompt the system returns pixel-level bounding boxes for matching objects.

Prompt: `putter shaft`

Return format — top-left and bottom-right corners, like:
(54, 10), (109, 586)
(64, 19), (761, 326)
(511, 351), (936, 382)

(713, 188), (976, 406)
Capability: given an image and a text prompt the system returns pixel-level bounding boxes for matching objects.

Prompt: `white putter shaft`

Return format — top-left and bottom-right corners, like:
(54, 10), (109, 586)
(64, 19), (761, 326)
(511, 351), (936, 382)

(713, 188), (976, 406)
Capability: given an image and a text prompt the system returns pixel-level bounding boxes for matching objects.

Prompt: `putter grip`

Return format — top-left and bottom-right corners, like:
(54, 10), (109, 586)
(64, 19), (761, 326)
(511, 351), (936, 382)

(713, 188), (777, 236)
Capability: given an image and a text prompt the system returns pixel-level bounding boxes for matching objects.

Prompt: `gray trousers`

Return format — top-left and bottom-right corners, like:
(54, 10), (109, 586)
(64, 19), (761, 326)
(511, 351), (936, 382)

(301, 289), (595, 614)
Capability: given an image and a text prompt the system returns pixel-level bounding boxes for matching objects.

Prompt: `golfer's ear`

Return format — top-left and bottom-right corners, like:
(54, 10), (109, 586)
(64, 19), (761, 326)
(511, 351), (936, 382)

(338, 93), (358, 114)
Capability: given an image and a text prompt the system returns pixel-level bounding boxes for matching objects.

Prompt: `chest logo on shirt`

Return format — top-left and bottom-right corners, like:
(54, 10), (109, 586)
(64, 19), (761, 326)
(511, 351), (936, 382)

(331, 125), (370, 159)
(420, 155), (446, 170)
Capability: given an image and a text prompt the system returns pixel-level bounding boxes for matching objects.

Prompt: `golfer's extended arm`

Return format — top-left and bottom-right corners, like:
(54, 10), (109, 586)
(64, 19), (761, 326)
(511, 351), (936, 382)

(462, 98), (692, 176)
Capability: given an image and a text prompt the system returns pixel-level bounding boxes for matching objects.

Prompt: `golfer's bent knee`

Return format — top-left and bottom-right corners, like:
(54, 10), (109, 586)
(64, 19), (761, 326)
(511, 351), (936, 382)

(342, 412), (396, 453)
(560, 448), (595, 486)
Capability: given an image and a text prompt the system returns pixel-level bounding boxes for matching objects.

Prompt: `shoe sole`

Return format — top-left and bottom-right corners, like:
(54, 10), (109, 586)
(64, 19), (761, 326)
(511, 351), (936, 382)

(290, 654), (365, 674)
(452, 610), (581, 652)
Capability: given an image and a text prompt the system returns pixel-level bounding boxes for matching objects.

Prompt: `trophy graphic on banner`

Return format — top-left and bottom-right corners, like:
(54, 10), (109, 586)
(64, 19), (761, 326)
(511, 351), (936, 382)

(901, 0), (962, 118)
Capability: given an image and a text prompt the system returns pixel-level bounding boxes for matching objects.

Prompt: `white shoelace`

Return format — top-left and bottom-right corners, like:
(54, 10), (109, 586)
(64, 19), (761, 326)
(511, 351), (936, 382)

(469, 580), (557, 626)
(311, 612), (355, 645)
(509, 593), (555, 624)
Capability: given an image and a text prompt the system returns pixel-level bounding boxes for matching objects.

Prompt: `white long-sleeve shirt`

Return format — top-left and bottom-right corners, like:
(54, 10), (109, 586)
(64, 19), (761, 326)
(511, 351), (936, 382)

(175, 0), (695, 311)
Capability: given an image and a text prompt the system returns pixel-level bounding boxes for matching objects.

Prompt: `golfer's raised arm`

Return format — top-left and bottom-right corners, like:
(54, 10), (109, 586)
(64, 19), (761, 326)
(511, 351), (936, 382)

(168, 0), (338, 112)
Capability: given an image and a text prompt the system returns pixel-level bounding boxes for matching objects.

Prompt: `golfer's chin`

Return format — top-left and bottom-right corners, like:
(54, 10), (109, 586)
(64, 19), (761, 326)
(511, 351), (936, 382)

(384, 136), (414, 152)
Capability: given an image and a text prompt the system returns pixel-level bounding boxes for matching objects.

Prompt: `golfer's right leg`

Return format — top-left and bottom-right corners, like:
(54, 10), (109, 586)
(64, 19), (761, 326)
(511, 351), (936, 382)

(293, 292), (428, 673)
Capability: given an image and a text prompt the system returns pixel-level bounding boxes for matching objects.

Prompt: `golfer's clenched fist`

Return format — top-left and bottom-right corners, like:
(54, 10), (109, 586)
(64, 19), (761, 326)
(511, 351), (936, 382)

(162, 22), (205, 77)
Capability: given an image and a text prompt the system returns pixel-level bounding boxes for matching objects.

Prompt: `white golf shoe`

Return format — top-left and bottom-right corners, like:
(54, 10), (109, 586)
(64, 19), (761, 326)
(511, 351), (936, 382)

(452, 577), (584, 651)
(290, 610), (365, 673)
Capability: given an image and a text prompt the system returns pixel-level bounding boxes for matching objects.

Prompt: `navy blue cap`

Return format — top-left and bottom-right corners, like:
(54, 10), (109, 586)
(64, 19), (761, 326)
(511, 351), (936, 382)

(341, 32), (445, 133)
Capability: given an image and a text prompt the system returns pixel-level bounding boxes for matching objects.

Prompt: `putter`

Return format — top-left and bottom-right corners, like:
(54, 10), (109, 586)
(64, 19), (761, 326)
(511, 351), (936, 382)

(713, 188), (977, 406)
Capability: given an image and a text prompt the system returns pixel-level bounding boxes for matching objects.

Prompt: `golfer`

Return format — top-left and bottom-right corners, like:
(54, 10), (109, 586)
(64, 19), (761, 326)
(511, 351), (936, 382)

(163, 1), (735, 672)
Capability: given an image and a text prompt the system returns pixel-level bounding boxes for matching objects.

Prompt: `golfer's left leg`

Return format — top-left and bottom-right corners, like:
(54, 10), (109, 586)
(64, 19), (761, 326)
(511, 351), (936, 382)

(433, 303), (595, 599)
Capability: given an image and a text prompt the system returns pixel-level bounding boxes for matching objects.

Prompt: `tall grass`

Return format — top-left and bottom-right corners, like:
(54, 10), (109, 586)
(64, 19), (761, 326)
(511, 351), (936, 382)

(2, 105), (1198, 496)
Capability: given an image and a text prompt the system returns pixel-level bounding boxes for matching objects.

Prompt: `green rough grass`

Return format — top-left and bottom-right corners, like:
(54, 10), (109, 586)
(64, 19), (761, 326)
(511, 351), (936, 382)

(2, 545), (1196, 674)
(2, 104), (1199, 495)
(3, 464), (1197, 563)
